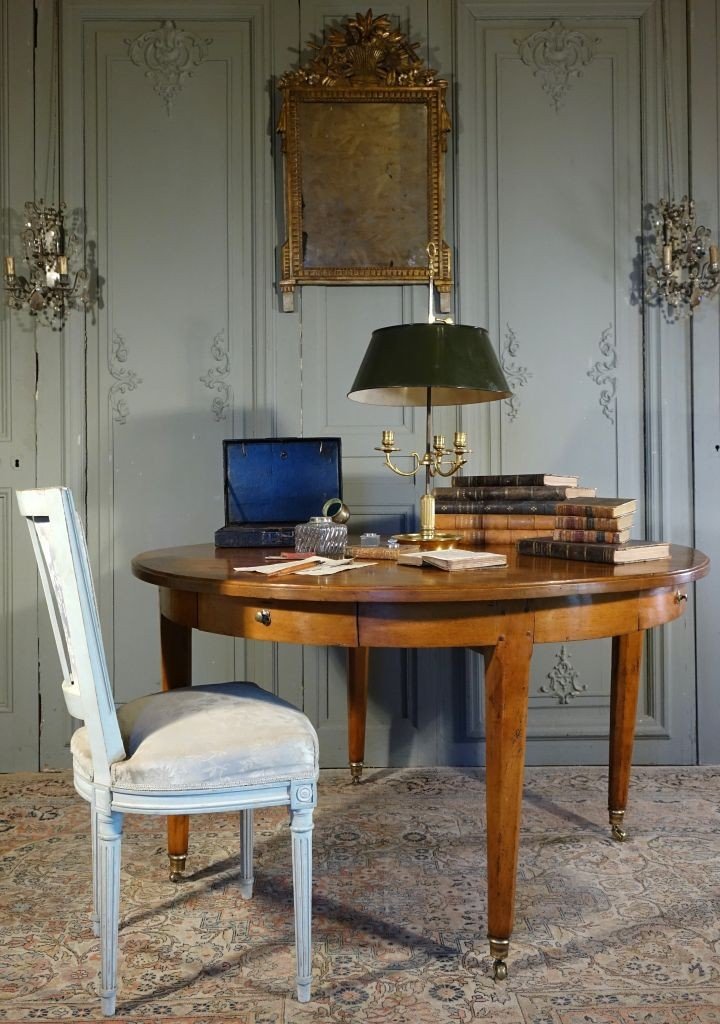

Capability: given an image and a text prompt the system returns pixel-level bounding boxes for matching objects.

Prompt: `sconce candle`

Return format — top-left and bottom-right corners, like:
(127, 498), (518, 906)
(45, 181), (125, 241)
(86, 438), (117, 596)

(4, 256), (15, 278)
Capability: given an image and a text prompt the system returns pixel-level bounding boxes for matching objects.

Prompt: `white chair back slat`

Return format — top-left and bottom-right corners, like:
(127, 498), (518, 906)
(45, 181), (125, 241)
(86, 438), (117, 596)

(24, 513), (73, 686)
(17, 488), (125, 783)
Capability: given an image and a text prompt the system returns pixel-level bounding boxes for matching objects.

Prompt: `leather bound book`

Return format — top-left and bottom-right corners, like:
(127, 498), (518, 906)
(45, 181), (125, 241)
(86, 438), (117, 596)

(433, 485), (595, 500)
(453, 473), (579, 487)
(517, 538), (670, 564)
(552, 529), (631, 544)
(554, 497), (637, 518)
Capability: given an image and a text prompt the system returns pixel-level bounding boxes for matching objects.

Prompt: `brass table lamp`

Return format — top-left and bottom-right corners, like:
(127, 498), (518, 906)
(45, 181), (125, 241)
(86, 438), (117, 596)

(347, 315), (511, 543)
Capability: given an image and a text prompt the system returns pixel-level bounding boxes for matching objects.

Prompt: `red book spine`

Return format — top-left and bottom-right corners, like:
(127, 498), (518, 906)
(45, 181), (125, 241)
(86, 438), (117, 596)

(553, 529), (629, 543)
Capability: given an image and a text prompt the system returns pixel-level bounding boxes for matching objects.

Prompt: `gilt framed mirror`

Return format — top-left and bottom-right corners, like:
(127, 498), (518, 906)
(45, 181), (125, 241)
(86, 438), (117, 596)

(276, 10), (452, 312)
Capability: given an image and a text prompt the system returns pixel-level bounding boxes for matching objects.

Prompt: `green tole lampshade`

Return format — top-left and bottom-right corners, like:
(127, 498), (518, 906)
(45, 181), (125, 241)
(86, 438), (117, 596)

(347, 323), (512, 406)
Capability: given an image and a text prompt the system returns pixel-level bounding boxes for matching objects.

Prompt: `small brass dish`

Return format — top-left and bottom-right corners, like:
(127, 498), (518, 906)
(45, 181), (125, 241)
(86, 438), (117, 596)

(392, 532), (460, 549)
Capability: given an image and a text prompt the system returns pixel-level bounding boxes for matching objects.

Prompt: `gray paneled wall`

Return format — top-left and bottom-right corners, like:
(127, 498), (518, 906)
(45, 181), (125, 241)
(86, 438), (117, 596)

(0, 0), (716, 770)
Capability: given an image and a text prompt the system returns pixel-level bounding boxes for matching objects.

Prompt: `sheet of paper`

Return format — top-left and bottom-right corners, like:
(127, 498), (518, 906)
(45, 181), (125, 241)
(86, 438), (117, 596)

(295, 560), (376, 576)
(233, 556), (323, 575)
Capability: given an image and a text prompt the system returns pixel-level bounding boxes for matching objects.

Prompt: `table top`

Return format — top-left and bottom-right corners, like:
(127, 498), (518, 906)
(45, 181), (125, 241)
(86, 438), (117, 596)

(132, 543), (709, 605)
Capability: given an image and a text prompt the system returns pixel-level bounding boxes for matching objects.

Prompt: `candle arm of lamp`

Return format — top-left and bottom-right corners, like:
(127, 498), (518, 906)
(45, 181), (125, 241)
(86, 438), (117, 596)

(374, 431), (426, 478)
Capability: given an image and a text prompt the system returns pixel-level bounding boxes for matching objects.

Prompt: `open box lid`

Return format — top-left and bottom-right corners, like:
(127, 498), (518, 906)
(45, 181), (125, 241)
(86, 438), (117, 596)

(223, 437), (342, 525)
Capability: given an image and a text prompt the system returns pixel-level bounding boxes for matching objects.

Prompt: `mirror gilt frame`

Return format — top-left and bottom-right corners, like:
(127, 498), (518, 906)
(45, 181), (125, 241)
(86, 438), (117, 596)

(276, 10), (452, 312)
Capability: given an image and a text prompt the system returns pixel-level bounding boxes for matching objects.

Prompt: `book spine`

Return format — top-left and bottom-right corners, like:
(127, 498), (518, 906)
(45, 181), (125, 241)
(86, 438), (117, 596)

(434, 485), (574, 500)
(453, 474), (575, 486)
(435, 500), (565, 514)
(441, 528), (552, 543)
(435, 513), (556, 529)
(555, 502), (628, 517)
(554, 515), (631, 530)
(517, 539), (618, 563)
(552, 529), (628, 543)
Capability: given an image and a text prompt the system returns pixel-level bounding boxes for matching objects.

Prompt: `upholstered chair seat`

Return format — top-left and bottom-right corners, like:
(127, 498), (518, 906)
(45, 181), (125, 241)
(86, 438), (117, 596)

(71, 682), (319, 791)
(17, 487), (319, 1016)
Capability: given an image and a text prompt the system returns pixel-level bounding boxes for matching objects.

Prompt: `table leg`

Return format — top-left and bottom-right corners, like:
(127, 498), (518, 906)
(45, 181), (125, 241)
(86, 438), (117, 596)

(160, 610), (192, 880)
(347, 647), (369, 783)
(483, 624), (534, 980)
(608, 630), (644, 842)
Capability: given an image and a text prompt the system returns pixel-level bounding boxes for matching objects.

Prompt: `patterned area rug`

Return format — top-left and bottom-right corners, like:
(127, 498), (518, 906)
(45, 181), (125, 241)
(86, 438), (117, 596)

(2, 766), (720, 1023)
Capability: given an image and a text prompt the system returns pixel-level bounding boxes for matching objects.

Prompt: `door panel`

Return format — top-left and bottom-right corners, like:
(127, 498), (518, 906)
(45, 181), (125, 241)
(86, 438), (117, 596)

(450, 1), (696, 764)
(0, 0), (40, 770)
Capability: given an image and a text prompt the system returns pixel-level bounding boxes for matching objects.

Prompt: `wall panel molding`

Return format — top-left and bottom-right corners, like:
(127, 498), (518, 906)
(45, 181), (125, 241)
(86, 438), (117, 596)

(0, 488), (11, 711)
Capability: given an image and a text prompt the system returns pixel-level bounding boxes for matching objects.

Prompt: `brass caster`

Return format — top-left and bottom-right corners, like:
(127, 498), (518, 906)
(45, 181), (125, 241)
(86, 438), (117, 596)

(488, 936), (509, 981)
(609, 809), (628, 842)
(349, 761), (364, 784)
(168, 854), (186, 882)
(493, 959), (508, 981)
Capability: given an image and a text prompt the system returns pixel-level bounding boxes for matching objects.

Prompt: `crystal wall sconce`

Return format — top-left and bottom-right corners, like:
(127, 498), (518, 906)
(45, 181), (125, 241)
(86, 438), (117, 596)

(4, 200), (90, 330)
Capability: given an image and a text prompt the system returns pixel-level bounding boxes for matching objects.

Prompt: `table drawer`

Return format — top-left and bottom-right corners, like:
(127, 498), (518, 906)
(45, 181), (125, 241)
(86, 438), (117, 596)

(197, 594), (358, 646)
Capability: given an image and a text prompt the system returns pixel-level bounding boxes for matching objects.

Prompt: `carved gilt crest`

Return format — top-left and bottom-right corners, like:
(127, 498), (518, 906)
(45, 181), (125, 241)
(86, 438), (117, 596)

(279, 10), (439, 87)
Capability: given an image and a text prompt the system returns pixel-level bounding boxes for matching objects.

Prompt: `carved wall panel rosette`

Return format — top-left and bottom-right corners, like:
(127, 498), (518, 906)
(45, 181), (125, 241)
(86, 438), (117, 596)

(108, 329), (142, 425)
(500, 324), (531, 422)
(277, 10), (452, 312)
(587, 324), (617, 425)
(125, 20), (212, 116)
(515, 20), (598, 112)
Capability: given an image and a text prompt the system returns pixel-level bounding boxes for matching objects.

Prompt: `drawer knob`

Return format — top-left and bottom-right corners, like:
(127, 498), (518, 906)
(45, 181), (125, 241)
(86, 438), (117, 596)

(675, 591), (688, 604)
(255, 609), (272, 626)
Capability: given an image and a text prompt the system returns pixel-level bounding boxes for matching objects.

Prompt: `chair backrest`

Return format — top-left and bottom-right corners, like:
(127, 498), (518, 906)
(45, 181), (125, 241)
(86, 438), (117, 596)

(17, 487), (125, 785)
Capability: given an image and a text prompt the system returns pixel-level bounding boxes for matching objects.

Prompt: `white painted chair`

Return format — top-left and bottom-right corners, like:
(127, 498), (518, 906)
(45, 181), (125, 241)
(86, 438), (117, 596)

(16, 486), (319, 1015)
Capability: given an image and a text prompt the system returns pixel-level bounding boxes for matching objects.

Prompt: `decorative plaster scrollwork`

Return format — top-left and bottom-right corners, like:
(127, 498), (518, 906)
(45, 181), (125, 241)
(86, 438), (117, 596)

(108, 330), (142, 425)
(199, 329), (232, 421)
(515, 21), (598, 112)
(500, 324), (531, 422)
(540, 645), (586, 705)
(125, 20), (212, 116)
(587, 324), (617, 425)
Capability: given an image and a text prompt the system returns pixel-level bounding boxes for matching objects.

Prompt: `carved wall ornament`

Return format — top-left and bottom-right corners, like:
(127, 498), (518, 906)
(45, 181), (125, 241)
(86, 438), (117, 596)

(500, 324), (531, 422)
(199, 329), (232, 421)
(279, 10), (438, 88)
(515, 20), (598, 112)
(108, 329), (142, 425)
(540, 645), (587, 705)
(587, 324), (617, 425)
(125, 20), (212, 116)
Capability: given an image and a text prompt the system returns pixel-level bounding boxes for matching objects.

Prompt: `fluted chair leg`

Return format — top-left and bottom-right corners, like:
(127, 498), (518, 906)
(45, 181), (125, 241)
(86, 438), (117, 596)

(291, 806), (314, 1002)
(239, 808), (254, 899)
(96, 800), (123, 1017)
(91, 788), (100, 937)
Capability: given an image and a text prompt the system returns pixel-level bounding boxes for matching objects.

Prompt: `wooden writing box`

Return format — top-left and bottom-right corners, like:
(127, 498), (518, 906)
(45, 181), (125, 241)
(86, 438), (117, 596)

(214, 437), (343, 547)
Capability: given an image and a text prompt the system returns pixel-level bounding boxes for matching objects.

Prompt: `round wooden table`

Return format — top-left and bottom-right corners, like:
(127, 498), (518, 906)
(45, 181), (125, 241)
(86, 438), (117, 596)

(132, 542), (708, 979)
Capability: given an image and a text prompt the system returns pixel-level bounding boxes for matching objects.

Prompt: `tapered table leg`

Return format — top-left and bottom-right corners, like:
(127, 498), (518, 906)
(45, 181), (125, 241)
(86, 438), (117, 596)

(348, 647), (369, 783)
(483, 621), (534, 980)
(160, 609), (192, 879)
(608, 630), (644, 842)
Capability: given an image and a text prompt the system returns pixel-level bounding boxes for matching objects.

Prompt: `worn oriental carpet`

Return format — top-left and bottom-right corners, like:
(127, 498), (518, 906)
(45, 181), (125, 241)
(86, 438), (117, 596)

(2, 766), (720, 1023)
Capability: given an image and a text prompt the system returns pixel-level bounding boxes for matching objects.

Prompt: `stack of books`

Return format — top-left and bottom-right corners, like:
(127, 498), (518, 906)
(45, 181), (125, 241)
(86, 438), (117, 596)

(433, 473), (596, 544)
(516, 495), (671, 564)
